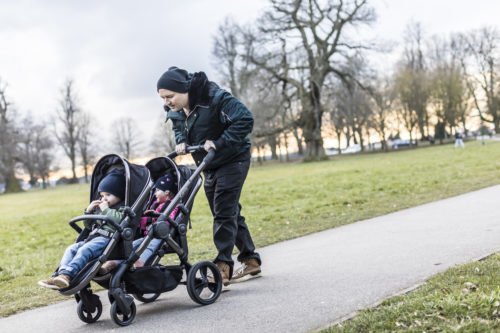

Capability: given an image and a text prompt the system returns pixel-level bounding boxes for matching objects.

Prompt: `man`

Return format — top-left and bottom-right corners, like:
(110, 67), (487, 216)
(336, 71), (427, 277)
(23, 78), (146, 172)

(157, 67), (261, 285)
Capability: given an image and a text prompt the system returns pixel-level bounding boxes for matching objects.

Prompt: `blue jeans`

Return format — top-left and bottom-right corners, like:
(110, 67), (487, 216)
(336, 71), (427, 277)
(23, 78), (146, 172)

(109, 238), (163, 267)
(59, 236), (110, 278)
(133, 237), (162, 263)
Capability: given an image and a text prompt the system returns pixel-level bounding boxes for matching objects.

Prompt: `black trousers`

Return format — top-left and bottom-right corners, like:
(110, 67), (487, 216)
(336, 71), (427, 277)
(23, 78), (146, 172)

(204, 154), (261, 272)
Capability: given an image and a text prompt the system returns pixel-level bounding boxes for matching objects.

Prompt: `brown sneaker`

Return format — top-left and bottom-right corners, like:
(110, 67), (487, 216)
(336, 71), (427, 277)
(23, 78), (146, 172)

(232, 259), (261, 282)
(215, 261), (231, 286)
(38, 276), (60, 290)
(98, 261), (118, 275)
(52, 274), (70, 289)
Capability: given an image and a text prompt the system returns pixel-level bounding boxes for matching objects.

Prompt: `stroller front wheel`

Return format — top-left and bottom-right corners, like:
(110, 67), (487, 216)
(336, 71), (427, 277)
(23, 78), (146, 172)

(187, 261), (222, 305)
(110, 300), (136, 326)
(77, 299), (102, 323)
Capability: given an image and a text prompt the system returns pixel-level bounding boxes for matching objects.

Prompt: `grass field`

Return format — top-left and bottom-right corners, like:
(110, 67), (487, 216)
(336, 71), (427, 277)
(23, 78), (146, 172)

(1, 140), (500, 318)
(325, 253), (500, 332)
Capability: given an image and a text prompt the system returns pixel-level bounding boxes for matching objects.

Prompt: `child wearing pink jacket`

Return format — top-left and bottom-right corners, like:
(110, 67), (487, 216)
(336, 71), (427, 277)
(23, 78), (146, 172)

(99, 172), (178, 274)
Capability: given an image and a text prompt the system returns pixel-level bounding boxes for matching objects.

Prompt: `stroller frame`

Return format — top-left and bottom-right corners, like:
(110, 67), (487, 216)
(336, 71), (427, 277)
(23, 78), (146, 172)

(60, 147), (222, 326)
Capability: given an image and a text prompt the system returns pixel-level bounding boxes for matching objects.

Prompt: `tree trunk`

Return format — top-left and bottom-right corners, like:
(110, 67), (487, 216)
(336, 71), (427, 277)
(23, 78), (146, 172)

(5, 165), (22, 193)
(292, 128), (304, 155)
(255, 146), (262, 165)
(357, 128), (364, 151)
(71, 156), (78, 184)
(335, 129), (343, 155)
(283, 132), (290, 162)
(268, 136), (278, 160)
(345, 126), (351, 149)
(302, 84), (325, 161)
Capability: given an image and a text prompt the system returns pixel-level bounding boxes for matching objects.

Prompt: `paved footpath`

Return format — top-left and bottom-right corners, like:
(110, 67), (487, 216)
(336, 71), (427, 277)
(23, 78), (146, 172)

(2, 185), (500, 332)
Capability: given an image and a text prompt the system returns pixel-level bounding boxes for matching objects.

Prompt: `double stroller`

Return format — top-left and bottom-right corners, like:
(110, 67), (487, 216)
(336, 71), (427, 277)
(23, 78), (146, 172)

(57, 146), (222, 326)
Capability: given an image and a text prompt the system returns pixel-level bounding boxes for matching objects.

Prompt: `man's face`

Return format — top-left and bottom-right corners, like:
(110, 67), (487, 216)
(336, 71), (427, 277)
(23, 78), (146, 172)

(158, 88), (188, 112)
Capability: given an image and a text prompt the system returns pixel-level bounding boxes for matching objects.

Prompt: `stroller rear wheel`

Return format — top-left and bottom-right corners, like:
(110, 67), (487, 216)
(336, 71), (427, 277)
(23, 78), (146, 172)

(133, 292), (161, 303)
(77, 299), (102, 323)
(187, 261), (222, 305)
(110, 300), (136, 326)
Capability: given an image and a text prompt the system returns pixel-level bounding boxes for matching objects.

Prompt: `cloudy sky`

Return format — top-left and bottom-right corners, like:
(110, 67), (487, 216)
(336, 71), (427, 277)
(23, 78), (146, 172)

(1, 0), (499, 161)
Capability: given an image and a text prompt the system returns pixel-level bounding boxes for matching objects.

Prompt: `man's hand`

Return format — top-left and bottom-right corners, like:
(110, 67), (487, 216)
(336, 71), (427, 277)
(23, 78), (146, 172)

(176, 143), (187, 155)
(204, 140), (216, 152)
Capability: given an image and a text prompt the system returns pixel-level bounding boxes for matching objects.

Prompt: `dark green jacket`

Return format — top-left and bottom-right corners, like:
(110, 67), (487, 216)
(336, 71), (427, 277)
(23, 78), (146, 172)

(167, 72), (253, 170)
(84, 206), (125, 233)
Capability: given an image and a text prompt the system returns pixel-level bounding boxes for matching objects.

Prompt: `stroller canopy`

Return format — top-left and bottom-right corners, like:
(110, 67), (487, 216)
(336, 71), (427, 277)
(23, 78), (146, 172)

(90, 154), (151, 207)
(145, 156), (195, 194)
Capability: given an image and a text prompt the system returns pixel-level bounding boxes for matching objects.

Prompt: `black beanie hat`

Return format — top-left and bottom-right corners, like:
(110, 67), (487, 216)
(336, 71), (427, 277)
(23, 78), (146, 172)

(98, 169), (126, 200)
(157, 66), (191, 93)
(154, 172), (178, 194)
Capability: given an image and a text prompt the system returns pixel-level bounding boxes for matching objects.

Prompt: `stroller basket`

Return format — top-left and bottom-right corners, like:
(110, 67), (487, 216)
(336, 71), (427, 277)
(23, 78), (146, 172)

(124, 265), (183, 294)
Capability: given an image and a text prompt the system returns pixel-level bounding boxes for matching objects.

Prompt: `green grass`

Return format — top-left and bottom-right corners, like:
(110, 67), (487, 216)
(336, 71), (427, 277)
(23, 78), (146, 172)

(1, 140), (500, 317)
(324, 253), (500, 332)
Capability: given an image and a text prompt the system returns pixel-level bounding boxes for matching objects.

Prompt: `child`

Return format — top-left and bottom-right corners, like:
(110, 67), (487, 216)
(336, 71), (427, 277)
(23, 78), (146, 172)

(38, 169), (126, 290)
(98, 172), (179, 274)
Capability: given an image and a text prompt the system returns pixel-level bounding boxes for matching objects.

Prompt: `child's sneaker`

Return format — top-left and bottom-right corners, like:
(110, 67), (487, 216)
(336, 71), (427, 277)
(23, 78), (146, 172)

(231, 259), (261, 283)
(38, 276), (60, 290)
(52, 274), (70, 289)
(98, 261), (118, 275)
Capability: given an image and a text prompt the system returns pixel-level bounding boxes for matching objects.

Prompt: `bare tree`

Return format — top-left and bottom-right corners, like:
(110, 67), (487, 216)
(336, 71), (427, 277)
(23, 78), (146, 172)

(19, 116), (38, 186)
(111, 117), (142, 160)
(213, 20), (306, 159)
(241, 0), (375, 160)
(54, 79), (80, 183)
(0, 79), (22, 193)
(212, 17), (244, 98)
(395, 67), (420, 145)
(19, 115), (55, 188)
(78, 111), (95, 183)
(149, 116), (176, 156)
(459, 26), (500, 132)
(368, 75), (397, 151)
(35, 132), (56, 189)
(398, 22), (431, 141)
(429, 35), (471, 137)
(330, 80), (372, 151)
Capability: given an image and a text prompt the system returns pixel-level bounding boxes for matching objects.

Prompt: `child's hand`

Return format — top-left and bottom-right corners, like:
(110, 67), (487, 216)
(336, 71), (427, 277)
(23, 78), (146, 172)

(99, 201), (109, 211)
(86, 200), (102, 213)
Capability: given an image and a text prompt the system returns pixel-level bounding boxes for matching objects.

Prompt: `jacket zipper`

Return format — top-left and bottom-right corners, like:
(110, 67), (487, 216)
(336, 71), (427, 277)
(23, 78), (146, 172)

(184, 104), (209, 140)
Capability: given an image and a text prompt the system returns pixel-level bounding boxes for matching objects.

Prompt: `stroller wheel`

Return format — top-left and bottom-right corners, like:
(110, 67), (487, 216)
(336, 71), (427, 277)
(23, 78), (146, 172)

(77, 299), (102, 323)
(187, 261), (222, 305)
(110, 301), (136, 326)
(133, 292), (160, 303)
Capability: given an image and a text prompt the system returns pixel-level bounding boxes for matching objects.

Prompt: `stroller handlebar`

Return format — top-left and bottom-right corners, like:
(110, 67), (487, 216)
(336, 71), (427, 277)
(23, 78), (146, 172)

(69, 215), (123, 234)
(167, 145), (215, 165)
(186, 145), (204, 153)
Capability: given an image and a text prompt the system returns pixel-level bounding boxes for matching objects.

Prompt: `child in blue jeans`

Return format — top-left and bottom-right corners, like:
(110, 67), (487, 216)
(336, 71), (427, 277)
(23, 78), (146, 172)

(38, 169), (126, 290)
(98, 172), (179, 274)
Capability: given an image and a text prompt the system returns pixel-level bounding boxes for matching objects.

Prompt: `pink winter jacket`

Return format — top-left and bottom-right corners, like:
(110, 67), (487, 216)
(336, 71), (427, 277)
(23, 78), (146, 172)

(139, 200), (179, 236)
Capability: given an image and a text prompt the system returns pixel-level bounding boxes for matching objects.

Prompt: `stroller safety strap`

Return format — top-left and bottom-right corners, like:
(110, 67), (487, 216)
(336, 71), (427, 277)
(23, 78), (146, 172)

(90, 228), (114, 238)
